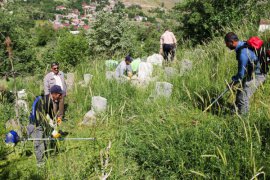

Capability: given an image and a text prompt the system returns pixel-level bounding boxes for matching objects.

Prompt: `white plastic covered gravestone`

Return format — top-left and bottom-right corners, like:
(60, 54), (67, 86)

(84, 74), (93, 85)
(154, 82), (173, 98)
(258, 19), (270, 32)
(18, 99), (29, 112)
(66, 73), (75, 90)
(91, 96), (107, 113)
(138, 62), (153, 80)
(17, 89), (27, 99)
(146, 53), (163, 67)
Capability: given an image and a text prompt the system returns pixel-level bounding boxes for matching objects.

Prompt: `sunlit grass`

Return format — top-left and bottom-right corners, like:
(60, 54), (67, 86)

(1, 27), (270, 179)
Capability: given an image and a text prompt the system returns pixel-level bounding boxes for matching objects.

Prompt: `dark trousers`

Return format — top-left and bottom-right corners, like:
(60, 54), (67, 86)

(53, 96), (64, 118)
(163, 44), (175, 62)
(30, 126), (47, 164)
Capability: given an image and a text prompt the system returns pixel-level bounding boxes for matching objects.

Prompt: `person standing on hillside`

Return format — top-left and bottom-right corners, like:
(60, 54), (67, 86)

(224, 32), (266, 115)
(160, 28), (177, 62)
(44, 62), (67, 122)
(115, 55), (133, 79)
(27, 85), (63, 166)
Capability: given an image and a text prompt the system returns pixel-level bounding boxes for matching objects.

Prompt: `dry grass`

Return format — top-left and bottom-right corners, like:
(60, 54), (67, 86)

(121, 0), (183, 10)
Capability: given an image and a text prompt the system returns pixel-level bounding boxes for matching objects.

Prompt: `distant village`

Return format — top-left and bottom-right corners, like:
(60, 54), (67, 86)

(52, 0), (147, 33)
(53, 0), (116, 31)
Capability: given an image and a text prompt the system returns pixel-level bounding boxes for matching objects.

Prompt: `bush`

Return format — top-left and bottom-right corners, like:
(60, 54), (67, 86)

(87, 12), (139, 57)
(54, 31), (89, 70)
(174, 0), (270, 45)
(34, 23), (55, 46)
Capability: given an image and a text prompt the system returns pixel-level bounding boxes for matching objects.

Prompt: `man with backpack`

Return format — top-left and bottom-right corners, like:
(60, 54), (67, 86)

(224, 32), (266, 115)
(27, 85), (63, 166)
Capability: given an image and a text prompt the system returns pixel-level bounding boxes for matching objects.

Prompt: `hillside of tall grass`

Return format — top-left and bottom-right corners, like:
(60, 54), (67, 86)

(1, 26), (270, 179)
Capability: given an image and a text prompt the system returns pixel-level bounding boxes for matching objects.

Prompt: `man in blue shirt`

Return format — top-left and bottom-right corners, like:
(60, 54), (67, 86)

(225, 32), (266, 114)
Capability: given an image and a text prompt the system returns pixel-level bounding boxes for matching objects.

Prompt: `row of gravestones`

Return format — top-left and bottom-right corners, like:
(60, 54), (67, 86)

(80, 54), (193, 126)
(8, 54), (193, 128)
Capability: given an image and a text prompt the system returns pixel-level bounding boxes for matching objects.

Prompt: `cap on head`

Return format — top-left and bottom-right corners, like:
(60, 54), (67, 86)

(51, 62), (59, 68)
(224, 32), (239, 43)
(50, 85), (63, 94)
(125, 55), (133, 62)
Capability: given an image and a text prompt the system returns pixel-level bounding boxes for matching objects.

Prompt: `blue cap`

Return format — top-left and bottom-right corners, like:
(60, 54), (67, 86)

(50, 85), (63, 94)
(125, 56), (133, 62)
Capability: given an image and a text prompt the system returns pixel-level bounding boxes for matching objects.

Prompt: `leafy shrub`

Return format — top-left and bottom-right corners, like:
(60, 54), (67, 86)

(87, 12), (139, 57)
(34, 23), (55, 46)
(174, 0), (270, 45)
(54, 31), (89, 70)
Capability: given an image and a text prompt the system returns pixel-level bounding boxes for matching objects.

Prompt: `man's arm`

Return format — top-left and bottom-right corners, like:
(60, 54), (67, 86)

(127, 65), (132, 73)
(232, 52), (249, 82)
(172, 33), (177, 45)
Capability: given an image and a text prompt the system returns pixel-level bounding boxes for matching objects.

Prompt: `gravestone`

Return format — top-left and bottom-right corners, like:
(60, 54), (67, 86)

(164, 67), (177, 77)
(105, 60), (118, 69)
(92, 96), (107, 113)
(18, 99), (28, 113)
(138, 62), (153, 80)
(154, 82), (173, 98)
(80, 110), (96, 126)
(17, 89), (27, 99)
(5, 119), (22, 136)
(66, 73), (75, 90)
(106, 71), (116, 80)
(180, 59), (193, 76)
(147, 53), (163, 67)
(84, 74), (93, 85)
(259, 19), (270, 32)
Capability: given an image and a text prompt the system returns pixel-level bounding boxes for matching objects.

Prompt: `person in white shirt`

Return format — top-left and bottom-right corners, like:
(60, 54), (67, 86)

(115, 55), (133, 79)
(44, 62), (67, 122)
(160, 28), (177, 62)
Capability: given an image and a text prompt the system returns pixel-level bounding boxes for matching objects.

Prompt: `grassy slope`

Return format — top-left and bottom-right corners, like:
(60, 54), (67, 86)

(1, 27), (270, 179)
(121, 0), (182, 9)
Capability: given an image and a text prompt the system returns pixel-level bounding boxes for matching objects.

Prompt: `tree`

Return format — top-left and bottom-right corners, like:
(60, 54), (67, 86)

(173, 0), (269, 45)
(35, 23), (56, 46)
(54, 31), (89, 70)
(87, 12), (137, 57)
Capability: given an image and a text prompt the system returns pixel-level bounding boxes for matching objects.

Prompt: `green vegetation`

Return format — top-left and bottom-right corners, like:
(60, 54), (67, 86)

(1, 0), (270, 179)
(173, 0), (270, 45)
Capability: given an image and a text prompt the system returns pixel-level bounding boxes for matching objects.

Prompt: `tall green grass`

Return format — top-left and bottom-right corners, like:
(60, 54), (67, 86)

(1, 27), (270, 179)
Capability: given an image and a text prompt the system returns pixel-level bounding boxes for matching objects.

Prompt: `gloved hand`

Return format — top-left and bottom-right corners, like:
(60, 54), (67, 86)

(57, 117), (62, 125)
(52, 130), (61, 138)
(127, 71), (133, 78)
(49, 119), (56, 128)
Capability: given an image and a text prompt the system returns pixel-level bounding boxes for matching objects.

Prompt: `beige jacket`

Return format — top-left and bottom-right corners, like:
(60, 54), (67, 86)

(44, 71), (67, 95)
